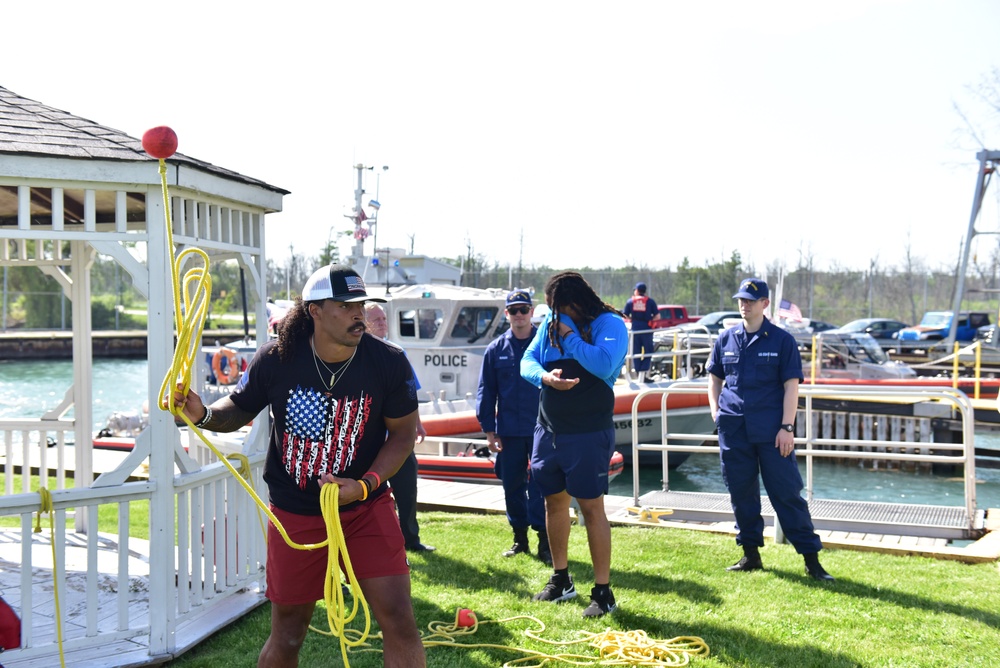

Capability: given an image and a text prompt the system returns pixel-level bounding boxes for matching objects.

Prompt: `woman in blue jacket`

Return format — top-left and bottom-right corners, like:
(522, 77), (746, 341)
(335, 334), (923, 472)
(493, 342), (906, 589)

(521, 271), (628, 618)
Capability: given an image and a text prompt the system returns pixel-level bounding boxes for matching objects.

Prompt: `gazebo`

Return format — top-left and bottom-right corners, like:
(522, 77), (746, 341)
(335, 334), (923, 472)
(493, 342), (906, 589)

(0, 85), (285, 665)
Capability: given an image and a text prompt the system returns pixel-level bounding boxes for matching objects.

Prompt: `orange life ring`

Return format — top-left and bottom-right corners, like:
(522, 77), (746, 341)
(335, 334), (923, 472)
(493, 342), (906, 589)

(212, 348), (240, 385)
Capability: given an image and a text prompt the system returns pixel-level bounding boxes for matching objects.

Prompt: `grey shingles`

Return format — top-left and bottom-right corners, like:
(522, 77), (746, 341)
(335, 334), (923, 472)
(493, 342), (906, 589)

(0, 85), (287, 194)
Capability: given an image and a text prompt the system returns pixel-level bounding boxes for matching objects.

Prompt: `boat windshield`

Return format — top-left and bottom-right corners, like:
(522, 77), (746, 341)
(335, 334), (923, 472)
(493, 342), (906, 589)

(449, 306), (500, 342)
(840, 334), (889, 363)
(398, 308), (445, 340)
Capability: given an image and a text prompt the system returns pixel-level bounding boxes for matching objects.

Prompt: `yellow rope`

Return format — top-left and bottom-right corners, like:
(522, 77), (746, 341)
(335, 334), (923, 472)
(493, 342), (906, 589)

(347, 609), (709, 667)
(150, 158), (370, 663)
(34, 487), (66, 668)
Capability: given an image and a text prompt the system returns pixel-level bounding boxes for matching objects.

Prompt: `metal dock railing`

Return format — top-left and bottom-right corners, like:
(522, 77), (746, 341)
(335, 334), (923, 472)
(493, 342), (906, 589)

(630, 383), (985, 540)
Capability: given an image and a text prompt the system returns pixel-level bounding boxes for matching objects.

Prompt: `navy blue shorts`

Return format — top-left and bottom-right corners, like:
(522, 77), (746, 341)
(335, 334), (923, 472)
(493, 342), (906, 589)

(530, 425), (616, 500)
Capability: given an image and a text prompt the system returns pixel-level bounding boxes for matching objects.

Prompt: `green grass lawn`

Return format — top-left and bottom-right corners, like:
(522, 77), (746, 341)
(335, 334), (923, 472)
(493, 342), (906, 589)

(166, 512), (1000, 668)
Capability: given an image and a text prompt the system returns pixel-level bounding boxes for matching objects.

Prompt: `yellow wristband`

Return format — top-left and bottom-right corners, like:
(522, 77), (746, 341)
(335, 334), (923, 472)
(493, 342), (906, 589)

(357, 478), (369, 501)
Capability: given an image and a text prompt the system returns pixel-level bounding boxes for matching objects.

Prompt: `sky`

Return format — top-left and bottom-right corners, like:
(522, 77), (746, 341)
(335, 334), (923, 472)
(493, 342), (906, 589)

(4, 0), (1000, 274)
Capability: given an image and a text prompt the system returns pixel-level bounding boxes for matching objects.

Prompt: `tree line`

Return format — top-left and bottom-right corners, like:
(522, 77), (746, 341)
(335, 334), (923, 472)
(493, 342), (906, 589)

(2, 240), (991, 332)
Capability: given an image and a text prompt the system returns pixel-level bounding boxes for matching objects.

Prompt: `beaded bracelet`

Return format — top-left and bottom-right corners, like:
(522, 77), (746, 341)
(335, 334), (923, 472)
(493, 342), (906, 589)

(194, 406), (213, 429)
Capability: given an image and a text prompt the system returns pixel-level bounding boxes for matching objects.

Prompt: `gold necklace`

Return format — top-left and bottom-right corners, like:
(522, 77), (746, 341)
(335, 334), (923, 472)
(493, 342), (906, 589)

(310, 336), (358, 390)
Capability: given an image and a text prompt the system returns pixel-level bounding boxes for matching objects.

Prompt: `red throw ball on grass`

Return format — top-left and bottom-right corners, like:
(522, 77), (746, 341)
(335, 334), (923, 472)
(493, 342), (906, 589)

(142, 126), (178, 159)
(457, 608), (476, 628)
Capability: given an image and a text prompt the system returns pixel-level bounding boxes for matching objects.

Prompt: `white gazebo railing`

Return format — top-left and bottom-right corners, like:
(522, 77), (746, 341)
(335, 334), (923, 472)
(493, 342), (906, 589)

(1, 91), (284, 665)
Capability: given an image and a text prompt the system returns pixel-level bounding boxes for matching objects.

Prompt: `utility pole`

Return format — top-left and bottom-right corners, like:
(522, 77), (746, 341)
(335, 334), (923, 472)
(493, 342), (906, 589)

(517, 228), (524, 289)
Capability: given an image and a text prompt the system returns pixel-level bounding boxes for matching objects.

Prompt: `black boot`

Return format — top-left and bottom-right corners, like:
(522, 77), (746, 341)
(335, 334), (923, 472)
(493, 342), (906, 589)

(536, 530), (552, 566)
(503, 529), (530, 557)
(727, 544), (763, 572)
(804, 552), (834, 581)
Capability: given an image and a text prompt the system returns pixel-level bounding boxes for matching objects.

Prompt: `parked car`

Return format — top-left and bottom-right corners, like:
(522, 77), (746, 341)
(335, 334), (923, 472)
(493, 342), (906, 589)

(782, 319), (839, 335)
(833, 318), (910, 341)
(678, 310), (742, 334)
(648, 305), (698, 329)
(896, 311), (991, 342)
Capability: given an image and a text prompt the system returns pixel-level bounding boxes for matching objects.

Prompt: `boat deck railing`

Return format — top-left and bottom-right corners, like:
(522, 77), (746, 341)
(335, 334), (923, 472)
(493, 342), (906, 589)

(627, 328), (713, 381)
(630, 382), (983, 539)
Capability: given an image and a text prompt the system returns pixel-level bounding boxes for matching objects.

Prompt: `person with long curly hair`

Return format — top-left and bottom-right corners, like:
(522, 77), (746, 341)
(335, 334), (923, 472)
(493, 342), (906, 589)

(173, 264), (426, 668)
(520, 271), (628, 618)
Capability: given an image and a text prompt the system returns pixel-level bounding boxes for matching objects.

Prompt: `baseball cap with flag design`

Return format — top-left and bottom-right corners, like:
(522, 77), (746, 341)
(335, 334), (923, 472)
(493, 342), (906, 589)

(302, 264), (386, 303)
(732, 278), (769, 301)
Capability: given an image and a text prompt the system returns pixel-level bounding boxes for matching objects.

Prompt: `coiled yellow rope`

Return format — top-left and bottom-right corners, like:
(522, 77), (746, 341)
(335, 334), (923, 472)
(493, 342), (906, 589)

(351, 609), (709, 667)
(149, 158), (370, 663)
(34, 487), (66, 668)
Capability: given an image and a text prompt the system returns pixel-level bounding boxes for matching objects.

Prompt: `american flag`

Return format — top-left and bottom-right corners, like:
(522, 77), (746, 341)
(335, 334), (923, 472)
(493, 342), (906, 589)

(778, 299), (802, 321)
(281, 386), (370, 489)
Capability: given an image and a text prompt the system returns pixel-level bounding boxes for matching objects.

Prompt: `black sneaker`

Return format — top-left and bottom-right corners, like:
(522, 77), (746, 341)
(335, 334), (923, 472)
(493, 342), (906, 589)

(582, 586), (617, 617)
(532, 574), (576, 602)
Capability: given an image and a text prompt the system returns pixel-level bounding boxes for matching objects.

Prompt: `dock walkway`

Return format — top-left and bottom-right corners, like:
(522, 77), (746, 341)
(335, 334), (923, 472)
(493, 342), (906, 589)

(416, 478), (1000, 564)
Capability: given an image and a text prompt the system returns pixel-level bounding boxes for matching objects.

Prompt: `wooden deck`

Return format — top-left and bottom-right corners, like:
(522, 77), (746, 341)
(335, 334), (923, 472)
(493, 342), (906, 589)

(0, 528), (264, 668)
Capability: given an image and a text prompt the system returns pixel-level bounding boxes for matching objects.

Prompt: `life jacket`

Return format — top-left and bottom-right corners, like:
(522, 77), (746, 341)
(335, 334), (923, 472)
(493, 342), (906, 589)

(631, 295), (650, 317)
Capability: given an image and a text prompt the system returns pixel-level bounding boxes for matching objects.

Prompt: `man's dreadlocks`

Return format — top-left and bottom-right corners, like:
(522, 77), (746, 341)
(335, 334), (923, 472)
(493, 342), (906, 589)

(544, 271), (624, 353)
(274, 297), (315, 362)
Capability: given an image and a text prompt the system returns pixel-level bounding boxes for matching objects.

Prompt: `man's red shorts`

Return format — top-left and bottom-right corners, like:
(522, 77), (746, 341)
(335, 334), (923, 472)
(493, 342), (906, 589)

(265, 490), (409, 606)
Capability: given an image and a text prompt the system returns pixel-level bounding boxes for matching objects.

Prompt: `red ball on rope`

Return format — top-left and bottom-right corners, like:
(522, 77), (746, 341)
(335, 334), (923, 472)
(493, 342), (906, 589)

(142, 126), (178, 159)
(457, 608), (476, 628)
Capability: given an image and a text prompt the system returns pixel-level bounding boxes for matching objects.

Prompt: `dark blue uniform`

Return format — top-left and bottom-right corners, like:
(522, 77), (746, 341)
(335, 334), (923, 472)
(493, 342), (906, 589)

(476, 327), (545, 531)
(707, 317), (822, 554)
(388, 352), (425, 549)
(623, 294), (658, 373)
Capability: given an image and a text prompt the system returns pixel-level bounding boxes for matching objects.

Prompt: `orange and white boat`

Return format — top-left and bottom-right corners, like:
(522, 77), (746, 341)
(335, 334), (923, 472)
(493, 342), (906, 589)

(416, 448), (625, 484)
(418, 381), (714, 470)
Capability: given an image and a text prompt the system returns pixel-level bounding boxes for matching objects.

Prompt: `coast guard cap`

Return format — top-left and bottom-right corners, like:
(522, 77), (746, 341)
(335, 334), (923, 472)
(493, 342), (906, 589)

(506, 289), (532, 306)
(302, 264), (386, 303)
(732, 278), (769, 301)
(634, 282), (647, 293)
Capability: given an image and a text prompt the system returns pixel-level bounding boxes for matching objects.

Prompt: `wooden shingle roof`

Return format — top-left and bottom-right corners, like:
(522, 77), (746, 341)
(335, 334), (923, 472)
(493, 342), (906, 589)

(0, 85), (287, 194)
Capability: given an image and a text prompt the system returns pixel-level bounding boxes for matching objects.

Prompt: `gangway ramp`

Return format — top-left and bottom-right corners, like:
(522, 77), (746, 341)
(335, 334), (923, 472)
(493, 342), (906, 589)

(637, 490), (980, 540)
(631, 383), (984, 542)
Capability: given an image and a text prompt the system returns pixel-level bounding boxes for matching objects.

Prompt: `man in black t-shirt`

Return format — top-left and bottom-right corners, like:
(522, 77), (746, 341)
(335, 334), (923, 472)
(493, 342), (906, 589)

(173, 265), (426, 668)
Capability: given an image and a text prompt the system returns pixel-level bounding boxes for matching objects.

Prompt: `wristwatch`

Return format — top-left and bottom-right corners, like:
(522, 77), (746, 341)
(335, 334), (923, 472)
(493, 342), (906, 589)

(780, 423), (794, 433)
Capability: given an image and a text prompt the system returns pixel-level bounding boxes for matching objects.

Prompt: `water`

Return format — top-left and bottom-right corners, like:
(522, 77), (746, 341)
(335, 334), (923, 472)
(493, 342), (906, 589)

(0, 358), (149, 429)
(608, 453), (1000, 510)
(2, 358), (999, 510)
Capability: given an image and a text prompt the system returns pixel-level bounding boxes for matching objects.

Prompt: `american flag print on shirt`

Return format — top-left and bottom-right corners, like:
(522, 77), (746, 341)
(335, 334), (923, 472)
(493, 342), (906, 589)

(281, 385), (373, 489)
